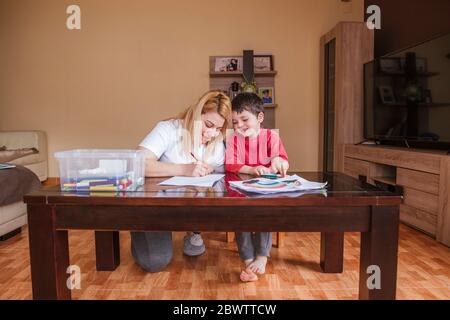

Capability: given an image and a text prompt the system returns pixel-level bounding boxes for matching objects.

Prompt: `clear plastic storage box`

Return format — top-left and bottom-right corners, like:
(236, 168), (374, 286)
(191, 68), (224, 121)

(54, 149), (145, 192)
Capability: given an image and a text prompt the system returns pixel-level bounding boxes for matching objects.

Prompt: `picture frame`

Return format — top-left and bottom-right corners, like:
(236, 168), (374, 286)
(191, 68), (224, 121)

(258, 87), (274, 104)
(415, 58), (427, 73)
(400, 57), (428, 73)
(378, 57), (402, 73)
(214, 57), (243, 72)
(253, 55), (273, 72)
(378, 85), (396, 104)
(422, 88), (432, 103)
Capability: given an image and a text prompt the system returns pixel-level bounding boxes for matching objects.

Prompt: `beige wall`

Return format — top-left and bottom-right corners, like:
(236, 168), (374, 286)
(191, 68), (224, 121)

(0, 0), (363, 176)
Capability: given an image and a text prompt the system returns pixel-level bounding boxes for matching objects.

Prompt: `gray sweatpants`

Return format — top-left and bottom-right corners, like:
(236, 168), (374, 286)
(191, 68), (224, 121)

(235, 232), (272, 261)
(130, 231), (173, 272)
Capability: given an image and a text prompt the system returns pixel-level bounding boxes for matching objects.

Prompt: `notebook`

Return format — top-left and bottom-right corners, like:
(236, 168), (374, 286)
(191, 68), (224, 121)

(228, 174), (327, 194)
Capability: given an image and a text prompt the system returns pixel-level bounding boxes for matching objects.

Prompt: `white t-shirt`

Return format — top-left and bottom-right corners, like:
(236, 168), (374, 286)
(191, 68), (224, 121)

(139, 119), (225, 168)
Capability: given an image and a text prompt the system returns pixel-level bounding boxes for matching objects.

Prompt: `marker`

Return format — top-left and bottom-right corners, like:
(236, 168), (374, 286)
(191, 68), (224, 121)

(261, 173), (279, 179)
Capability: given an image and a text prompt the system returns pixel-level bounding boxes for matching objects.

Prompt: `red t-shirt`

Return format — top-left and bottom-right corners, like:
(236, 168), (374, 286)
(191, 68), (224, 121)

(225, 128), (288, 173)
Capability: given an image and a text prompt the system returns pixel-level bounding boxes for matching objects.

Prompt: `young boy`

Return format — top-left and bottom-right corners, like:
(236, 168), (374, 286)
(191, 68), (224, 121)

(225, 92), (289, 282)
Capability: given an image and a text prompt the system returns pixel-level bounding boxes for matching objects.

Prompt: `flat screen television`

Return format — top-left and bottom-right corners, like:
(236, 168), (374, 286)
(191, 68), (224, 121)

(364, 31), (450, 150)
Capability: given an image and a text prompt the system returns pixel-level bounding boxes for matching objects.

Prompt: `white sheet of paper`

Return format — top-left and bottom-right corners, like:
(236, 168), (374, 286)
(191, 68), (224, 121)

(158, 174), (225, 187)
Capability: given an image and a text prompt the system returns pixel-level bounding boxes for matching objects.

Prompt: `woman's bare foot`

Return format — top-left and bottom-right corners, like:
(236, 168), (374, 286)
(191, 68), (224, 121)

(248, 256), (268, 275)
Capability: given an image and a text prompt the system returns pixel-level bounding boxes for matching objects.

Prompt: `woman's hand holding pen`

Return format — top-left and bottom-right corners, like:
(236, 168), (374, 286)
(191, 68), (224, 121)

(185, 152), (214, 177)
(187, 161), (213, 177)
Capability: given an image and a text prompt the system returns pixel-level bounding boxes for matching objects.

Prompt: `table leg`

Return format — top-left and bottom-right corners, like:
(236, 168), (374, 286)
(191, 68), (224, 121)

(320, 232), (344, 273)
(27, 204), (71, 300)
(359, 205), (399, 300)
(95, 231), (120, 271)
(226, 232), (235, 243)
(273, 232), (285, 248)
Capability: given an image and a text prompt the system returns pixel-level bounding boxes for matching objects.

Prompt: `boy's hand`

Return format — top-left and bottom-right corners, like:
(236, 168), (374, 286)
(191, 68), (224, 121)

(251, 165), (272, 176)
(271, 157), (289, 177)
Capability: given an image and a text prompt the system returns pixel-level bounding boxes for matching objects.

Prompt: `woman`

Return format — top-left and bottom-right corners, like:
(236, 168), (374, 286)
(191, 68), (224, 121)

(132, 90), (232, 272)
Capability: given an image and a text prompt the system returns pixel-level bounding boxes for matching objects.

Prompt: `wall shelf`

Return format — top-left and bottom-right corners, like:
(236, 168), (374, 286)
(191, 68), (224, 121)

(209, 53), (277, 129)
(209, 71), (277, 77)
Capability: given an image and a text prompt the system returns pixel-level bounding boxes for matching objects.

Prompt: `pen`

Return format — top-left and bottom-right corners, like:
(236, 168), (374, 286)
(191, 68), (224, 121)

(190, 152), (198, 162)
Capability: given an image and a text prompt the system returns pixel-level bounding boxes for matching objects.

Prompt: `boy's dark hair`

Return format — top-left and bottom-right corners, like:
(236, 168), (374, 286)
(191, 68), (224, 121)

(231, 92), (264, 115)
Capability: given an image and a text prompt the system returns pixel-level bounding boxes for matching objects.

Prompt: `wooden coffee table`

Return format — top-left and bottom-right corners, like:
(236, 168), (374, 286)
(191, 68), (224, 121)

(24, 172), (401, 300)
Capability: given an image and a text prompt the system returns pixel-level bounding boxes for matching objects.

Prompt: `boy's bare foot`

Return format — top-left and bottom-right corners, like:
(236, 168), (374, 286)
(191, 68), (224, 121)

(248, 256), (268, 274)
(240, 259), (258, 282)
(240, 269), (258, 282)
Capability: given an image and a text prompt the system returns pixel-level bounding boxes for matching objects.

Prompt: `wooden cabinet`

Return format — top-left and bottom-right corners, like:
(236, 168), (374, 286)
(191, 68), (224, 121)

(400, 204), (437, 236)
(343, 157), (371, 179)
(403, 188), (439, 214)
(344, 144), (450, 247)
(397, 168), (439, 195)
(319, 22), (374, 172)
(320, 23), (450, 246)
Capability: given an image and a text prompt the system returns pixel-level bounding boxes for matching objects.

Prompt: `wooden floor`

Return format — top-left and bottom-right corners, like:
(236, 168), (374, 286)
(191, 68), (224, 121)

(0, 225), (449, 300)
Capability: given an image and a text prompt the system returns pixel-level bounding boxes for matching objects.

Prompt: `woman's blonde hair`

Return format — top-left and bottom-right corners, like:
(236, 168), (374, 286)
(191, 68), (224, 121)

(176, 90), (231, 162)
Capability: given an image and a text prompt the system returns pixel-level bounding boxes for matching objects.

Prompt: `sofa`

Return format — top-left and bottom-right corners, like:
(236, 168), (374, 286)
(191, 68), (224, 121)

(0, 131), (47, 239)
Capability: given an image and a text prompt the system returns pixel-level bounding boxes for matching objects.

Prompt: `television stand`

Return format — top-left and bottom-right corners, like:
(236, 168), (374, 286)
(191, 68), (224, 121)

(343, 143), (450, 247)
